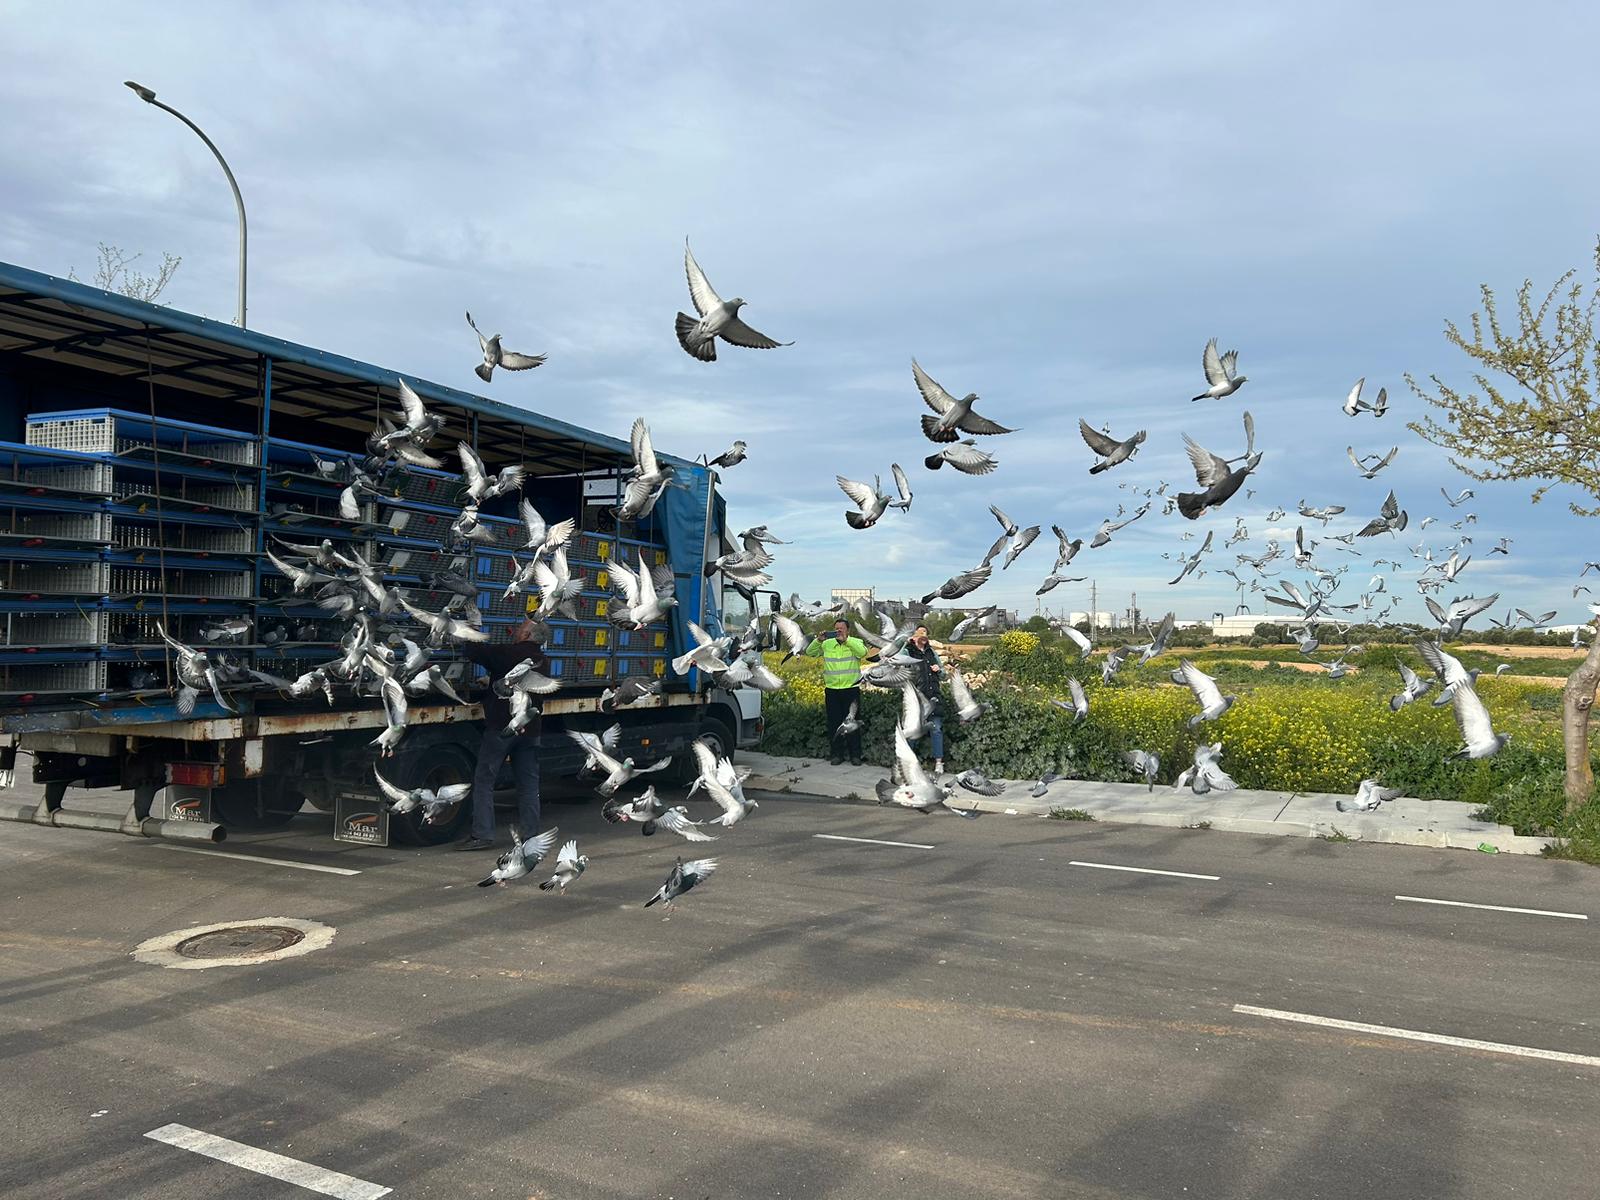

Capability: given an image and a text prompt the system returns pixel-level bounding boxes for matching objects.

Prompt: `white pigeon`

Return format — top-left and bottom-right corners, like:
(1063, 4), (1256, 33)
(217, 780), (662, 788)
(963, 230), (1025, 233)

(610, 550), (679, 628)
(655, 806), (718, 842)
(532, 549), (585, 620)
(1190, 338), (1246, 401)
(671, 621), (732, 677)
(373, 767), (469, 822)
(1178, 659), (1236, 727)
(538, 840), (588, 893)
(477, 826), (560, 888)
(1337, 779), (1403, 813)
(692, 738), (758, 827)
(617, 418), (676, 522)
(675, 241), (791, 362)
(875, 725), (979, 818)
(923, 439), (999, 475)
(1446, 683), (1508, 760)
(896, 681), (934, 742)
(518, 498), (576, 556)
(565, 727), (673, 796)
(1174, 742), (1237, 794)
(948, 668), (989, 724)
(457, 442), (526, 504)
(1342, 378), (1388, 416)
(465, 311), (546, 382)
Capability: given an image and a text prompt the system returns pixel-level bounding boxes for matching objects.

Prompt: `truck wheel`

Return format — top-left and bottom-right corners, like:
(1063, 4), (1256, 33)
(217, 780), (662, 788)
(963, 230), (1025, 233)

(211, 777), (305, 830)
(388, 741), (474, 847)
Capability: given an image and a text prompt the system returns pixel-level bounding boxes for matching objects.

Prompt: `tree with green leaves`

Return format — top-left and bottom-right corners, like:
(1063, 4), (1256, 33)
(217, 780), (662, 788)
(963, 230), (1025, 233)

(1408, 238), (1600, 813)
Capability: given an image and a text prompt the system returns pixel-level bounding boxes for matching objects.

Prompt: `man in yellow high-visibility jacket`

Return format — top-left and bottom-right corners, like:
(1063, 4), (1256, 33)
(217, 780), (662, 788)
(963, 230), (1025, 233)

(805, 617), (872, 765)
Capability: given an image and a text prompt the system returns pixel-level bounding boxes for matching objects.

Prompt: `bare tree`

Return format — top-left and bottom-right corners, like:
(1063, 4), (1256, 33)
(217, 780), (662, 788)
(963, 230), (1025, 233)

(69, 243), (181, 303)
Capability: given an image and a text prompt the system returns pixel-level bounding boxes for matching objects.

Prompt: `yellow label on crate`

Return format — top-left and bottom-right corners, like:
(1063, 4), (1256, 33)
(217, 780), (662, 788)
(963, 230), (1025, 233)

(596, 598), (608, 616)
(596, 570), (609, 589)
(594, 659), (608, 677)
(652, 659), (666, 676)
(654, 550), (667, 566)
(597, 541), (611, 560)
(653, 632), (666, 648)
(594, 629), (608, 647)
(525, 596), (539, 615)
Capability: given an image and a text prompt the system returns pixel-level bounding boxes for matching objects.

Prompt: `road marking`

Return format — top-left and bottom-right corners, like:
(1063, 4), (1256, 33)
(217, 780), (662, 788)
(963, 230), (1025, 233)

(1068, 859), (1219, 881)
(1394, 894), (1587, 920)
(156, 844), (360, 876)
(144, 1123), (391, 1198)
(1232, 1005), (1600, 1069)
(814, 833), (935, 850)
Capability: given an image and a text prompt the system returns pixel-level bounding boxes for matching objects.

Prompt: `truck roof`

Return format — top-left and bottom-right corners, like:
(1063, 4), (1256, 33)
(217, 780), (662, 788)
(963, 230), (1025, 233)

(0, 259), (695, 476)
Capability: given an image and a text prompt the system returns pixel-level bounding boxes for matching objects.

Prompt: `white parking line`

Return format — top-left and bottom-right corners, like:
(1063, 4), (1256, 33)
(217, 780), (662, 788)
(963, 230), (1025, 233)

(144, 1123), (391, 1198)
(814, 833), (935, 850)
(156, 844), (361, 876)
(1068, 859), (1220, 881)
(1232, 1004), (1600, 1069)
(1395, 895), (1587, 920)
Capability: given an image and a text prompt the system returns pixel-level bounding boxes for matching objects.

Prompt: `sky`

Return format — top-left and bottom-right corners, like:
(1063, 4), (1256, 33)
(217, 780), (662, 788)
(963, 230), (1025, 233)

(4, 2), (1600, 632)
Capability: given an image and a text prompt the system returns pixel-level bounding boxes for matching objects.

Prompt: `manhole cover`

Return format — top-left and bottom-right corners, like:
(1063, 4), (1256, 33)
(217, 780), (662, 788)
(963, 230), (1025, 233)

(132, 917), (335, 970)
(175, 925), (306, 959)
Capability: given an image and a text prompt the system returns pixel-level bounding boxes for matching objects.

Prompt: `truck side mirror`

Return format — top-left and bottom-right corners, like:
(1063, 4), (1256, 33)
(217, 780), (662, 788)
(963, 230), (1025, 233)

(768, 593), (781, 613)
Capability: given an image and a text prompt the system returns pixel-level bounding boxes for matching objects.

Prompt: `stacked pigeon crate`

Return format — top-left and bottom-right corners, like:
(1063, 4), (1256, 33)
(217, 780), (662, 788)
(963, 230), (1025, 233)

(567, 530), (672, 683)
(4, 410), (263, 701)
(259, 436), (379, 673)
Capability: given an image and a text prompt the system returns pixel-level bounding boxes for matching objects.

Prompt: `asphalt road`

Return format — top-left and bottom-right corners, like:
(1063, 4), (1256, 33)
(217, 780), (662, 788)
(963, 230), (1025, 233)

(1, 776), (1598, 1200)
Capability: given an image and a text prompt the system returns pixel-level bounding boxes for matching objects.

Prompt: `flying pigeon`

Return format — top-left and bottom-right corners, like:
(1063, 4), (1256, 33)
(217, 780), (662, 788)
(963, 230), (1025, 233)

(1177, 435), (1260, 520)
(838, 475), (893, 529)
(1168, 529), (1214, 585)
(949, 606), (999, 640)
(1054, 676), (1088, 723)
(675, 241), (790, 361)
(618, 418), (676, 521)
(156, 622), (234, 716)
(1037, 573), (1087, 596)
(1049, 525), (1084, 572)
(833, 699), (863, 740)
(538, 840), (588, 893)
(1348, 446), (1399, 479)
(921, 565), (992, 605)
(566, 727), (673, 795)
(1337, 779), (1404, 813)
(1177, 659), (1236, 727)
(1423, 593), (1498, 638)
(1298, 500), (1346, 524)
(982, 505), (1041, 570)
(1174, 742), (1237, 793)
(671, 620), (733, 678)
(1079, 420), (1146, 473)
(1356, 490), (1408, 537)
(457, 442), (527, 504)
(924, 440), (999, 474)
(948, 668), (989, 723)
(1190, 338), (1247, 402)
(1441, 487), (1475, 508)
(644, 857), (717, 910)
(372, 767), (469, 821)
(477, 826), (560, 888)
(1389, 663), (1433, 711)
(912, 358), (1017, 443)
(1122, 749), (1160, 792)
(875, 725), (979, 818)
(601, 787), (666, 827)
(1342, 378), (1388, 416)
(1445, 681), (1507, 760)
(1090, 503), (1149, 548)
(1056, 623), (1093, 660)
(1413, 638), (1482, 706)
(692, 738), (758, 826)
(956, 769), (1005, 796)
(465, 312), (546, 382)
(376, 378), (445, 453)
(705, 440), (748, 469)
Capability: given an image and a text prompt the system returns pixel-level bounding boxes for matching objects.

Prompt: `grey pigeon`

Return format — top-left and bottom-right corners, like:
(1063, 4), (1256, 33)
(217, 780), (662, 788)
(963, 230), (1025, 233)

(373, 767), (470, 820)
(1122, 749), (1160, 792)
(921, 565), (992, 605)
(1413, 638), (1482, 707)
(1389, 663), (1433, 711)
(1168, 529), (1214, 585)
(466, 312), (546, 382)
(956, 769), (1005, 796)
(477, 826), (560, 888)
(875, 726), (979, 818)
(645, 856), (718, 909)
(1190, 338), (1247, 401)
(912, 358), (1017, 443)
(948, 668), (989, 724)
(706, 440), (748, 469)
(1347, 445), (1399, 479)
(924, 439), (998, 474)
(833, 699), (863, 740)
(1441, 487), (1475, 508)
(676, 241), (790, 362)
(982, 505), (1041, 570)
(1049, 525), (1084, 572)
(1091, 503), (1149, 548)
(949, 606), (999, 640)
(1337, 779), (1403, 813)
(1029, 772), (1063, 798)
(1424, 593), (1498, 638)
(1356, 489), (1408, 537)
(838, 475), (893, 530)
(1342, 378), (1388, 416)
(1445, 682), (1508, 760)
(538, 840), (588, 893)
(1080, 420), (1145, 473)
(1175, 742), (1237, 793)
(1177, 435), (1261, 519)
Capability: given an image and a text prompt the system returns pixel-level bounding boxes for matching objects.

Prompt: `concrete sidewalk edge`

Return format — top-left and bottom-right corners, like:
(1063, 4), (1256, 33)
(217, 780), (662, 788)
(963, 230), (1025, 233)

(741, 751), (1552, 856)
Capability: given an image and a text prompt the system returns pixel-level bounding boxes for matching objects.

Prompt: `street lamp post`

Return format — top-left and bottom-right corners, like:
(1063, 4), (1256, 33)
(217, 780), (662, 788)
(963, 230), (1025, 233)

(124, 81), (247, 328)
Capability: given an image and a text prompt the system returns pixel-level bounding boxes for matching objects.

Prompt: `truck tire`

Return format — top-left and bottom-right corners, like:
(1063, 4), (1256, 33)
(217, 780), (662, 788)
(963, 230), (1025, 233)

(387, 740), (474, 846)
(211, 777), (306, 830)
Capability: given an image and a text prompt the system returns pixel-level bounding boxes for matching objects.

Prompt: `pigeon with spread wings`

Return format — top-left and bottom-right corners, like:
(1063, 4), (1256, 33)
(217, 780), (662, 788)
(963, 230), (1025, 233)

(675, 241), (791, 362)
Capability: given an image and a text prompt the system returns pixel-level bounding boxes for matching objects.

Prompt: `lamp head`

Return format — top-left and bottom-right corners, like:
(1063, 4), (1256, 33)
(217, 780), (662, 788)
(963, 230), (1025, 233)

(124, 81), (157, 103)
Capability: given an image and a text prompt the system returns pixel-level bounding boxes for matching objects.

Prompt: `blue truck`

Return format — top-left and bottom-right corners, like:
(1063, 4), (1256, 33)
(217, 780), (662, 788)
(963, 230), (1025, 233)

(0, 261), (764, 846)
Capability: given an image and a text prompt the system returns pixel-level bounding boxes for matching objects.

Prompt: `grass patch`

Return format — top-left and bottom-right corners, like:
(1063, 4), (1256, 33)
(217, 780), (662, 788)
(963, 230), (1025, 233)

(1181, 820), (1213, 830)
(1319, 827), (1355, 843)
(1543, 837), (1600, 865)
(1048, 807), (1096, 821)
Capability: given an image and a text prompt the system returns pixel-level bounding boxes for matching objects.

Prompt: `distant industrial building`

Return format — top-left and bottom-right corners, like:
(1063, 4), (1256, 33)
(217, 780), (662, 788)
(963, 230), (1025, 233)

(1209, 612), (1267, 638)
(1067, 611), (1116, 631)
(831, 587), (874, 604)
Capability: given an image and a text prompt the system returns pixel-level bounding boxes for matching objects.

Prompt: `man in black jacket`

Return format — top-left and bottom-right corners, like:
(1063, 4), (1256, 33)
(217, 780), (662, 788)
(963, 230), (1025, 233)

(903, 625), (947, 775)
(457, 619), (547, 850)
